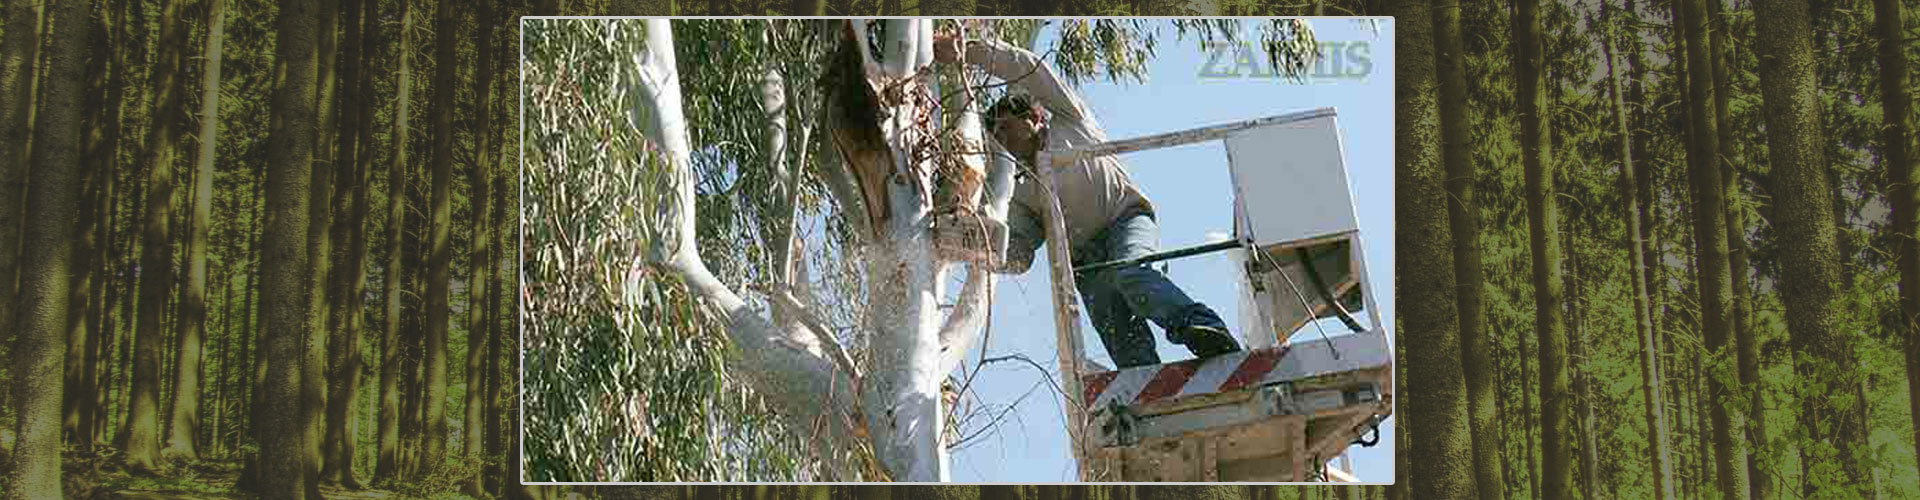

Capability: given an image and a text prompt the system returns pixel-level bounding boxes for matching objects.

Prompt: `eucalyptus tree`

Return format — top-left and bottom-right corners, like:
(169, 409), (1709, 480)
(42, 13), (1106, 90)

(527, 18), (1306, 481)
(636, 19), (990, 480)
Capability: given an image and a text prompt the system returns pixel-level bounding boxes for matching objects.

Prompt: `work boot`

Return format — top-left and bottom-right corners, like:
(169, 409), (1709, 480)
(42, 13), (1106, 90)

(1171, 324), (1241, 359)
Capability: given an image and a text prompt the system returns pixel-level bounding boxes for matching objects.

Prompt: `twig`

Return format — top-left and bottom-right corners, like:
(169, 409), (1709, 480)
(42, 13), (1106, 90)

(980, 353), (1069, 408)
(951, 377), (1048, 450)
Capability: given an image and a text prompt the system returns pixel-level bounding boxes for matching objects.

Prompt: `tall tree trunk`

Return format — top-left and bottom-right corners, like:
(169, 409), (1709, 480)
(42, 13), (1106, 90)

(1707, 1), (1766, 497)
(1877, 0), (1920, 489)
(1433, 0), (1502, 497)
(1669, 0), (1702, 493)
(400, 210), (425, 477)
(301, 1), (338, 494)
(484, 151), (506, 496)
(85, 1), (125, 445)
(210, 241), (232, 456)
(1523, 320), (1540, 500)
(1567, 232), (1599, 500)
(349, 2), (384, 474)
(1704, 1), (1758, 496)
(261, 0), (320, 492)
(1679, 0), (1750, 496)
(1394, 0), (1478, 496)
(375, 0), (412, 481)
(488, 66), (512, 492)
(90, 1), (127, 442)
(115, 124), (143, 450)
(1694, 337), (1713, 497)
(1631, 7), (1677, 495)
(1752, 0), (1866, 496)
(115, 139), (144, 450)
(161, 0), (225, 462)
(0, 0), (44, 338)
(423, 0), (459, 470)
(238, 158), (267, 489)
(4, 0), (86, 495)
(845, 20), (953, 481)
(1514, 0), (1571, 497)
(462, 1), (495, 494)
(1604, 5), (1674, 496)
(320, 0), (366, 487)
(127, 0), (189, 473)
(508, 206), (532, 500)
(63, 5), (110, 449)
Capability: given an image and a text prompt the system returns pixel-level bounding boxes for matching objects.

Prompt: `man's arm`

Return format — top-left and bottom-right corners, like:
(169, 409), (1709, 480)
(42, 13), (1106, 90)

(958, 37), (1097, 126)
(996, 199), (1046, 274)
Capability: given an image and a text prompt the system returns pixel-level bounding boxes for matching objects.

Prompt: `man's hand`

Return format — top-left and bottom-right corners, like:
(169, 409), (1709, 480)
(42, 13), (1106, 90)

(932, 32), (962, 65)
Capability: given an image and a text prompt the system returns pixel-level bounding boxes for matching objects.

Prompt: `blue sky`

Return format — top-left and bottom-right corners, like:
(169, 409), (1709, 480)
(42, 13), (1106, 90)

(944, 18), (1397, 483)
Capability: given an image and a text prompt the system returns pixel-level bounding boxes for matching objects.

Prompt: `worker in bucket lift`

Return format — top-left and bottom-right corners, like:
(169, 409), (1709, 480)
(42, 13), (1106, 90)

(933, 32), (1241, 369)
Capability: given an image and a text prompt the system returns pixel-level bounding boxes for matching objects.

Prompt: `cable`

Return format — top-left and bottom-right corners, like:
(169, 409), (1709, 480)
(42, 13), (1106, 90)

(1252, 242), (1340, 360)
(1295, 247), (1366, 333)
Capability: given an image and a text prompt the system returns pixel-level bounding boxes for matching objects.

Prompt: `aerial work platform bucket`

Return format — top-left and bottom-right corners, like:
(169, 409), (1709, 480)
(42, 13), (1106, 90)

(1038, 108), (1392, 482)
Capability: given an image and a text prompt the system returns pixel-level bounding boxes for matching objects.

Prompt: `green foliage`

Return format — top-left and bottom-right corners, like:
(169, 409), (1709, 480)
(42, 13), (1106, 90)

(521, 18), (809, 482)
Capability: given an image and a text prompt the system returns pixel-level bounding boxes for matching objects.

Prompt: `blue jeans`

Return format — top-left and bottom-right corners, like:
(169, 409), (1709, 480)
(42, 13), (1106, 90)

(1069, 212), (1228, 368)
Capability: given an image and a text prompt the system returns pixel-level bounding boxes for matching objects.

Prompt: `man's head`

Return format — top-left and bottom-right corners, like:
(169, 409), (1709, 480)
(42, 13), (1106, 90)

(985, 93), (1047, 161)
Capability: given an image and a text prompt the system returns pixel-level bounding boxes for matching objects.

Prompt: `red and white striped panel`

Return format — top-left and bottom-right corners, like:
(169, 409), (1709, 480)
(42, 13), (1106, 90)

(1079, 331), (1394, 409)
(1079, 347), (1287, 408)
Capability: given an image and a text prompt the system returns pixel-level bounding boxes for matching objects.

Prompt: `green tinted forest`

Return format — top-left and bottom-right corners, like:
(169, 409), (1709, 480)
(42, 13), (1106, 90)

(1, 0), (516, 498)
(1398, 0), (1920, 499)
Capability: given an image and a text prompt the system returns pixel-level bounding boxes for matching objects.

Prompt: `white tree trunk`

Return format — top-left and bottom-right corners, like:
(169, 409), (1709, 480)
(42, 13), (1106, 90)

(642, 19), (1007, 481)
(855, 19), (951, 482)
(632, 19), (861, 480)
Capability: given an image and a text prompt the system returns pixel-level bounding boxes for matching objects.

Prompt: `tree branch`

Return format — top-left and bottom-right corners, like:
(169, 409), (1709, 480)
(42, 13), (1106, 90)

(934, 65), (1001, 376)
(766, 286), (863, 383)
(631, 19), (862, 479)
(936, 264), (993, 375)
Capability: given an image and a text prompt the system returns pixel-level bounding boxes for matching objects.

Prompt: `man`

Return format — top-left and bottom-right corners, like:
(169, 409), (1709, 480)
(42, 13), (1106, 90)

(934, 33), (1240, 369)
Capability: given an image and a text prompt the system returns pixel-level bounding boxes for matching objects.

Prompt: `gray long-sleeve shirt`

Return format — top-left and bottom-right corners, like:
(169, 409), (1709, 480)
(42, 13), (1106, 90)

(966, 38), (1155, 273)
